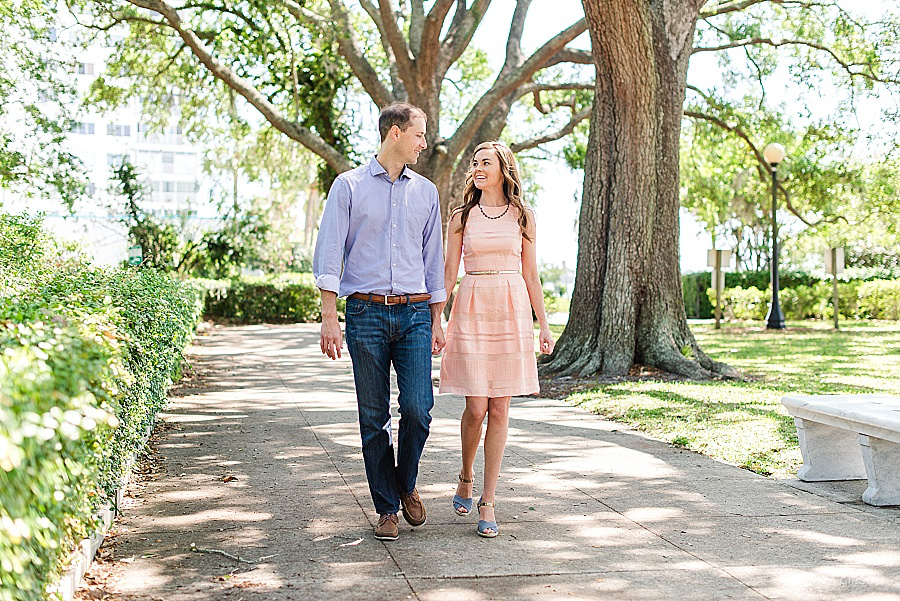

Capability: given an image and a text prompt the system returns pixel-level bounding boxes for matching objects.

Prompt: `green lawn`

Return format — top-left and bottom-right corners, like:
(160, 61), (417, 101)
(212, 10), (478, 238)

(551, 320), (900, 477)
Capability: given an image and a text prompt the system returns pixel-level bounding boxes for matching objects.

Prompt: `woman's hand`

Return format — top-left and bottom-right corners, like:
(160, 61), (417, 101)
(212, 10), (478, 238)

(538, 327), (555, 355)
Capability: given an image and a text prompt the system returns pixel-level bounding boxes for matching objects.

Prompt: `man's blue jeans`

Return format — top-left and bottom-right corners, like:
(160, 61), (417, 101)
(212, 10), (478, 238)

(344, 297), (434, 516)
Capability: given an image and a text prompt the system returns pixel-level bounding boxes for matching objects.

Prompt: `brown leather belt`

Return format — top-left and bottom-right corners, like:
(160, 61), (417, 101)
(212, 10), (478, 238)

(348, 292), (431, 305)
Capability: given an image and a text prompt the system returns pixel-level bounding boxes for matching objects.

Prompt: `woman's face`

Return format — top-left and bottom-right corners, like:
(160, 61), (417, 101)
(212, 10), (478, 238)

(471, 148), (503, 192)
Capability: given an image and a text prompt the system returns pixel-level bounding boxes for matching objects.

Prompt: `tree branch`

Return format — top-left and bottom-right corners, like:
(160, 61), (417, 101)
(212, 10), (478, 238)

(542, 47), (593, 68)
(409, 0), (425, 56)
(684, 108), (848, 227)
(312, 0), (393, 107)
(124, 0), (352, 173)
(446, 17), (587, 159)
(503, 0), (531, 74)
(418, 0), (455, 63)
(416, 0), (458, 87)
(518, 82), (594, 98)
(436, 0), (491, 79)
(358, 0), (406, 99)
(692, 37), (900, 85)
(699, 0), (772, 19)
(509, 107), (590, 153)
(377, 0), (415, 83)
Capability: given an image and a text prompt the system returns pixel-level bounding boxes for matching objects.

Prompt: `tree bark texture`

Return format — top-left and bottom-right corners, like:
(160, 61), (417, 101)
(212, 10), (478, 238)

(541, 0), (737, 379)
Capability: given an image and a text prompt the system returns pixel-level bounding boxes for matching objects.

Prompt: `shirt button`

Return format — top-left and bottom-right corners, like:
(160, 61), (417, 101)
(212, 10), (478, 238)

(393, 224), (396, 228)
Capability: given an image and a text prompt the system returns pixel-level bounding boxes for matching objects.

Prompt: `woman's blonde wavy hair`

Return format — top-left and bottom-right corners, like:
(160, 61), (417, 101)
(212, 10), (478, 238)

(454, 141), (530, 241)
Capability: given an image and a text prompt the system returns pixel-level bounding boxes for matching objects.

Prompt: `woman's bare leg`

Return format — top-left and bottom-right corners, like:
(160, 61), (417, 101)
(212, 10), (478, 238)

(479, 396), (511, 532)
(456, 396), (488, 512)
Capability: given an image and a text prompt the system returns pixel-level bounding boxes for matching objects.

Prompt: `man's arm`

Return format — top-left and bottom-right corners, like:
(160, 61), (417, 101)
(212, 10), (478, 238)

(430, 302), (445, 355)
(314, 177), (350, 359)
(319, 290), (343, 360)
(421, 186), (446, 306)
(421, 186), (446, 355)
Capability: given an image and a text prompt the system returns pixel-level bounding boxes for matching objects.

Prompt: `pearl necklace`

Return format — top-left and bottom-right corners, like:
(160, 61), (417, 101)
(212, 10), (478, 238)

(478, 202), (510, 220)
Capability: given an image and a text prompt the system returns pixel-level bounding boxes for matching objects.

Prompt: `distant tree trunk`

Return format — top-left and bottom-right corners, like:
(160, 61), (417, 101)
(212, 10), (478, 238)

(541, 0), (737, 379)
(303, 183), (321, 249)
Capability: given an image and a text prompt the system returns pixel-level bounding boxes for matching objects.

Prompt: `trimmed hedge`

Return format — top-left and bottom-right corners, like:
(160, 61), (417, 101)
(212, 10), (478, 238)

(196, 274), (343, 323)
(705, 280), (900, 321)
(0, 214), (202, 601)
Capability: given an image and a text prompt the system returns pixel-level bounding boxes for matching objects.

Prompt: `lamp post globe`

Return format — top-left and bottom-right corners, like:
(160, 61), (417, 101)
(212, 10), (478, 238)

(764, 143), (786, 166)
(764, 142), (786, 330)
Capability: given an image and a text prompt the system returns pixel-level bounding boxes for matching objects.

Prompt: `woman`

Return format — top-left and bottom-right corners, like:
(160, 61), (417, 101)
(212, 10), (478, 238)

(439, 141), (555, 538)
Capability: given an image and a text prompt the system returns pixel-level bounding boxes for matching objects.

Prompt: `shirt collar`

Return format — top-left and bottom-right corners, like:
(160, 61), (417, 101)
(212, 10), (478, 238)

(369, 156), (412, 180)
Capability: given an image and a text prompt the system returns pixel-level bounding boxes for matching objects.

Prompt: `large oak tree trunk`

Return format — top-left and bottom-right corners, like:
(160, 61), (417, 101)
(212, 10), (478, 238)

(542, 0), (737, 380)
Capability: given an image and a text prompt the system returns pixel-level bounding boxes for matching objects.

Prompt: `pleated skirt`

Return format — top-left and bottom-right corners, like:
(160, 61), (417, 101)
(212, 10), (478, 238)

(439, 273), (539, 397)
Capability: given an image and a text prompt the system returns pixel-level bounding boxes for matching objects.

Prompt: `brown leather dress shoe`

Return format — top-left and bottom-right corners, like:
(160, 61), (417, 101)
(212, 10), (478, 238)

(374, 513), (399, 541)
(399, 488), (427, 527)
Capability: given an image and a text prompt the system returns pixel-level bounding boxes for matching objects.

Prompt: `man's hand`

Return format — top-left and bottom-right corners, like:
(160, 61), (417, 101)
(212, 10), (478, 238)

(430, 302), (445, 356)
(319, 290), (342, 359)
(432, 325), (445, 356)
(321, 316), (343, 359)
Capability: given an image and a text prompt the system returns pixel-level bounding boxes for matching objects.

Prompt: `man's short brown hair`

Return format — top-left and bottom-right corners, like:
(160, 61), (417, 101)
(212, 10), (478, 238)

(378, 102), (427, 142)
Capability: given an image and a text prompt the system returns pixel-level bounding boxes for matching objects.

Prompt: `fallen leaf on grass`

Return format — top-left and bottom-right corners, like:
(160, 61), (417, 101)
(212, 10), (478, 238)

(222, 475), (237, 483)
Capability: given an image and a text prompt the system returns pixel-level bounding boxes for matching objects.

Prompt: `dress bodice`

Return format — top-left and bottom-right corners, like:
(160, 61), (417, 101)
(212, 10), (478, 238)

(461, 205), (523, 273)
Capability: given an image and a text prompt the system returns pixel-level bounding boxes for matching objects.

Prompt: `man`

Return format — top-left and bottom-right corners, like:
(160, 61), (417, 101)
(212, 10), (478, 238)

(313, 103), (446, 541)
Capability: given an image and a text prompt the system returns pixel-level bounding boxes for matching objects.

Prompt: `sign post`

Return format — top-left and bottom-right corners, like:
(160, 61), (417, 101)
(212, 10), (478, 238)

(127, 245), (143, 267)
(824, 247), (845, 330)
(707, 249), (732, 330)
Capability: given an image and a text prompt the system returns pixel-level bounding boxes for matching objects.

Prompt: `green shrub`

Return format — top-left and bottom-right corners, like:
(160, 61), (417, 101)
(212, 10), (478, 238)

(707, 279), (900, 321)
(682, 272), (714, 318)
(858, 279), (900, 320)
(0, 214), (201, 600)
(197, 273), (340, 323)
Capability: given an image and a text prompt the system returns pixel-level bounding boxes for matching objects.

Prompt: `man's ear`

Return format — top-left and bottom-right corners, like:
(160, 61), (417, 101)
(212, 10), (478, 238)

(390, 124), (401, 140)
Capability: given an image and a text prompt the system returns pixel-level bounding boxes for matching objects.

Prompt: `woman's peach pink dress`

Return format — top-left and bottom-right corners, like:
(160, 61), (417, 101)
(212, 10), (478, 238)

(440, 206), (539, 397)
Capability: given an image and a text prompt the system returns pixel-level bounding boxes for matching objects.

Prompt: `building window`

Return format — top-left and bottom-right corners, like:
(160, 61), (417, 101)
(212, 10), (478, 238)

(71, 122), (95, 135)
(77, 62), (94, 75)
(107, 124), (131, 137)
(107, 153), (127, 167)
(48, 28), (57, 42)
(86, 183), (96, 196)
(162, 181), (174, 193)
(176, 181), (196, 193)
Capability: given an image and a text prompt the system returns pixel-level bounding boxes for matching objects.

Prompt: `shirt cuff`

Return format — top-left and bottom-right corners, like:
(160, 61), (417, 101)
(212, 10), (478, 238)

(315, 274), (341, 294)
(427, 288), (447, 304)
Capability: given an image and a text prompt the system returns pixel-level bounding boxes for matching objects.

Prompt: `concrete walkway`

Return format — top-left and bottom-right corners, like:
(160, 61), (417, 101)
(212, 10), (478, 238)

(94, 324), (900, 600)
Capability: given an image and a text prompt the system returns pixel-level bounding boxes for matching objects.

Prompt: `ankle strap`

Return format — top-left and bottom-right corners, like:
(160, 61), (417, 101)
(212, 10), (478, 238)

(477, 500), (494, 508)
(458, 473), (474, 484)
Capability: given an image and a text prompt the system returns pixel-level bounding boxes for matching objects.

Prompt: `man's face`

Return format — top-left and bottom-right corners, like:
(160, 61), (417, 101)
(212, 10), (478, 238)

(394, 117), (427, 165)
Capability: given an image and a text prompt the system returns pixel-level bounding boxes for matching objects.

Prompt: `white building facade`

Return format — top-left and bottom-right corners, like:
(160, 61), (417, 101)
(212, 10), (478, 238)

(2, 24), (211, 266)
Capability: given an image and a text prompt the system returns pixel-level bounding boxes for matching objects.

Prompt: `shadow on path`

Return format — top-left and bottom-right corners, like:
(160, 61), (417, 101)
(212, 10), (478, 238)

(93, 324), (900, 601)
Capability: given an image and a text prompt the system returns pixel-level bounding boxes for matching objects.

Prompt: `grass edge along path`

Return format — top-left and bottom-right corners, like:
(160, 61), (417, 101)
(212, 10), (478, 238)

(551, 320), (900, 478)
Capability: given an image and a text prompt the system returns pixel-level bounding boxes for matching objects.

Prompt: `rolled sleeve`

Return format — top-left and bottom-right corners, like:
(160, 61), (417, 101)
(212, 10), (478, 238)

(313, 178), (350, 295)
(422, 187), (446, 304)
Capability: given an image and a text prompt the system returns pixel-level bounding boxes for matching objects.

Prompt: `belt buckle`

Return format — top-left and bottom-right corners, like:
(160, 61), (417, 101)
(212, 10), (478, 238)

(383, 295), (396, 306)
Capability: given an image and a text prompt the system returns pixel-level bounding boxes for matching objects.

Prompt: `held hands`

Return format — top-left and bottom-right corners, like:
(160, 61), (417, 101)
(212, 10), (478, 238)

(539, 328), (555, 355)
(320, 316), (343, 360)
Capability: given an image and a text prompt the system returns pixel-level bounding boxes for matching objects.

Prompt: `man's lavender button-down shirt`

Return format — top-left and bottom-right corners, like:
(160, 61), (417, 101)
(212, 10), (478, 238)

(313, 157), (446, 304)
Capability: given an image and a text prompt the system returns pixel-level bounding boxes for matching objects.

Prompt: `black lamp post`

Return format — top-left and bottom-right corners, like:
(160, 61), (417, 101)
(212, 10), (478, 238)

(763, 142), (786, 330)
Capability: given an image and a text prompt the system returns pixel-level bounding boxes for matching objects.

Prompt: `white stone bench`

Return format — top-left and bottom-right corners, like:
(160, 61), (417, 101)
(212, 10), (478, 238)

(782, 394), (900, 506)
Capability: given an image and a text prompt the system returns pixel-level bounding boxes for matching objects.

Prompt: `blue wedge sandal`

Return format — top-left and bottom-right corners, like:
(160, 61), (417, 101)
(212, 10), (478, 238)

(476, 498), (498, 538)
(453, 473), (474, 516)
